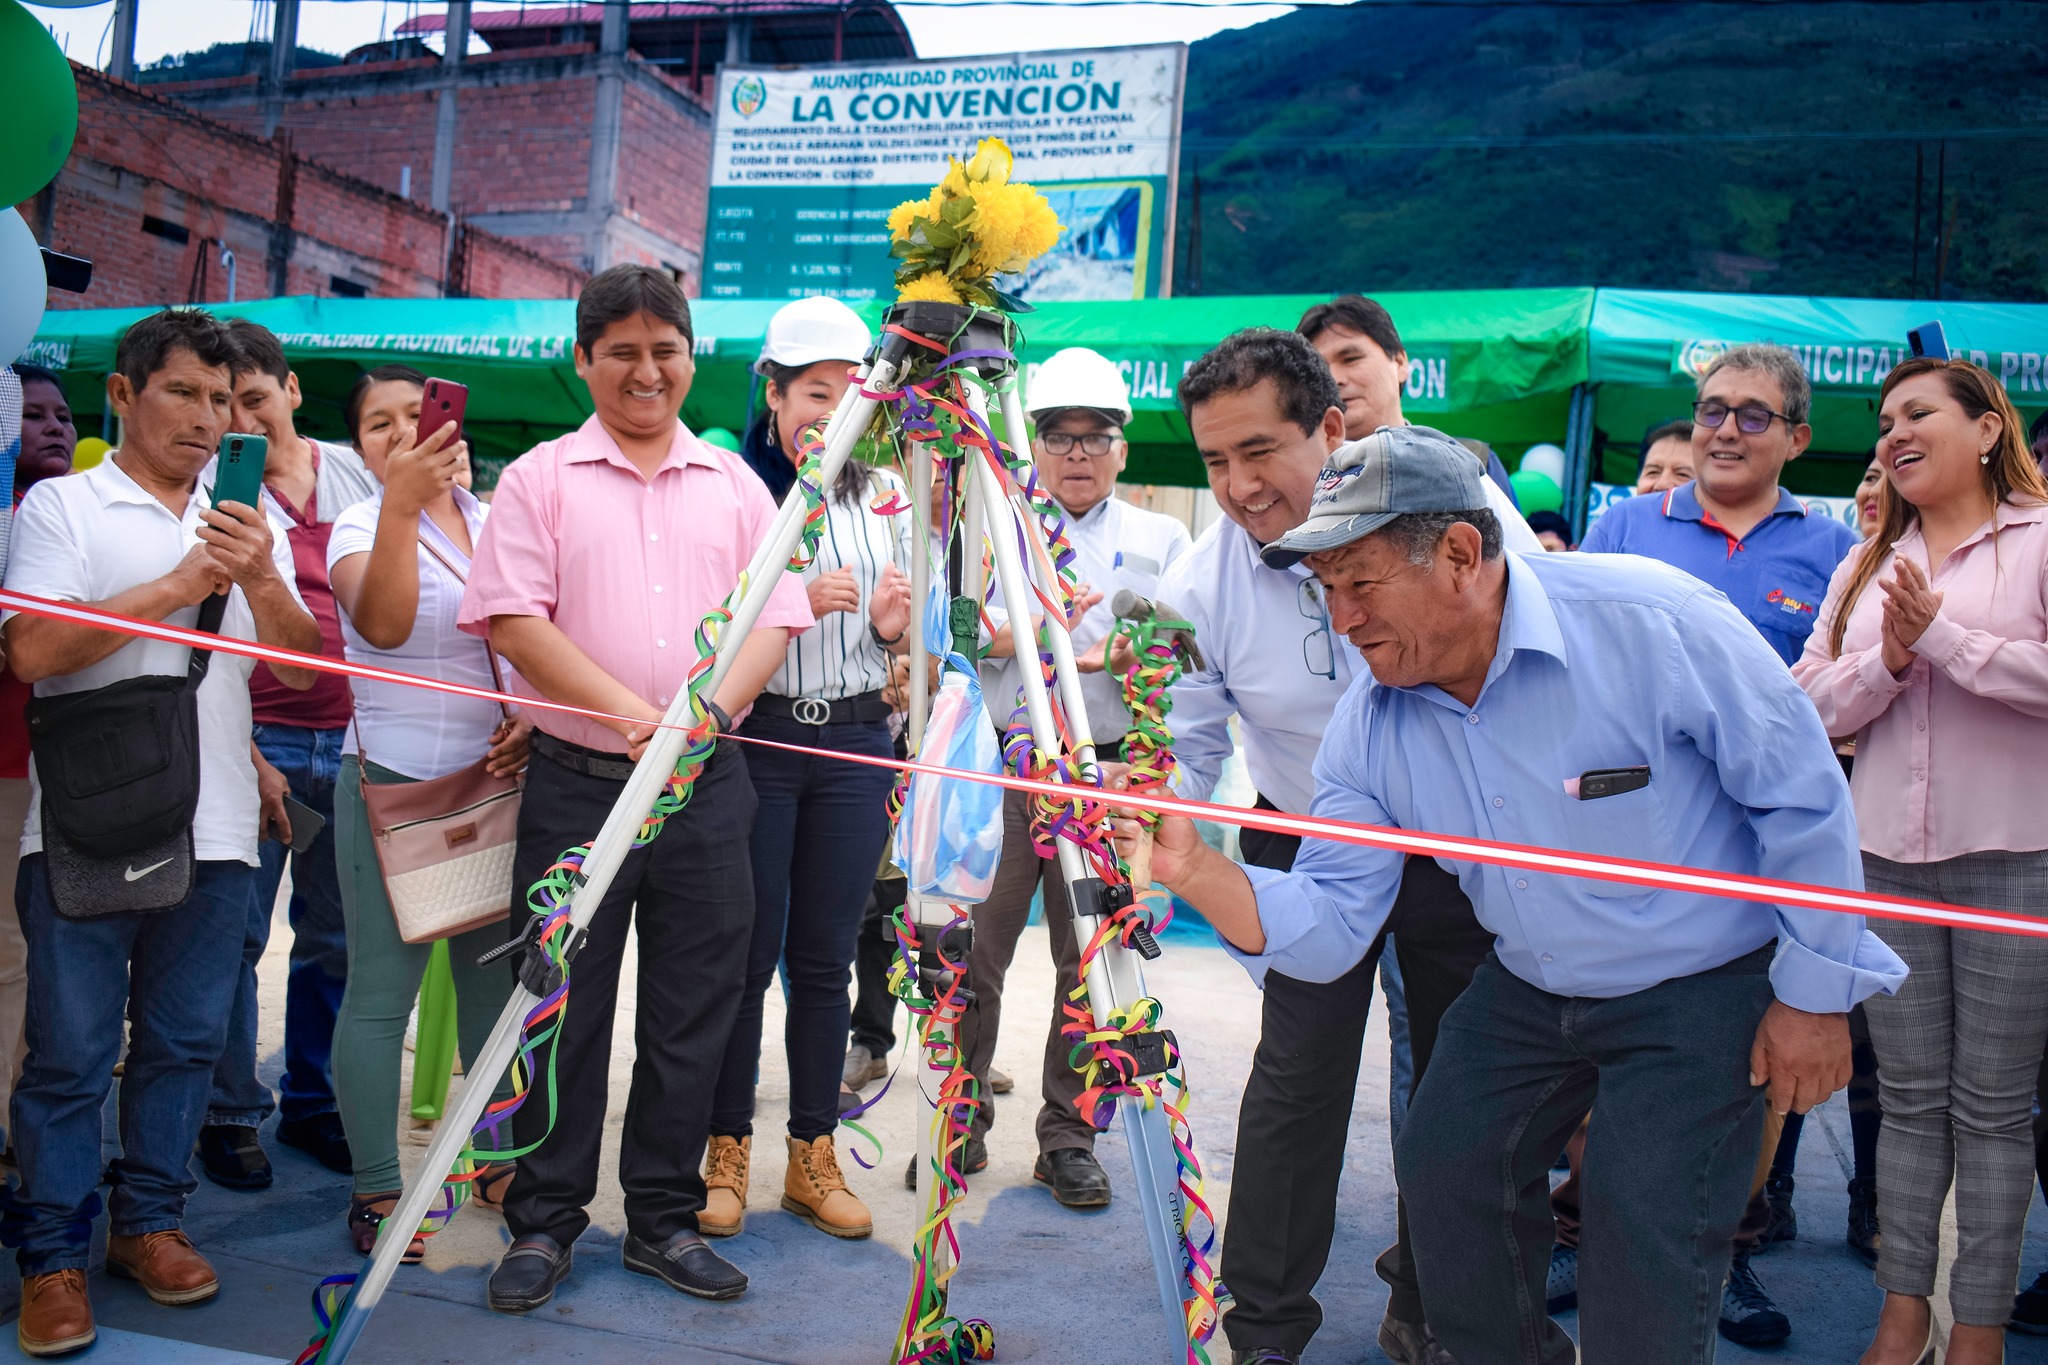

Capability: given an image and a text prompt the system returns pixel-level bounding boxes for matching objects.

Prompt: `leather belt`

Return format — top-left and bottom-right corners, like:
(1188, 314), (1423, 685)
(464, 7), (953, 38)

(751, 690), (891, 727)
(533, 731), (649, 783)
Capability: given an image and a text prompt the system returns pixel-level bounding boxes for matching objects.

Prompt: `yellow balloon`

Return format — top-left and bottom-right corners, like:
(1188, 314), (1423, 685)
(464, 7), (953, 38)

(71, 437), (110, 471)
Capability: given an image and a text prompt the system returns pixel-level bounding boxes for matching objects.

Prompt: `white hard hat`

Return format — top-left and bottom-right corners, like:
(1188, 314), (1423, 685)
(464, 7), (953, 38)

(754, 296), (873, 376)
(1027, 347), (1131, 426)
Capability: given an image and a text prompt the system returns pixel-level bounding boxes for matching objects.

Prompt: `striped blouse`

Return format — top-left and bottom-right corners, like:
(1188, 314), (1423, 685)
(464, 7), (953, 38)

(766, 465), (915, 700)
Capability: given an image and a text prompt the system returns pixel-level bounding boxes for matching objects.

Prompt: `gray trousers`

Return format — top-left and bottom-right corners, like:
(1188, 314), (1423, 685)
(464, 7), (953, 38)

(1863, 848), (2048, 1326)
(955, 789), (1094, 1155)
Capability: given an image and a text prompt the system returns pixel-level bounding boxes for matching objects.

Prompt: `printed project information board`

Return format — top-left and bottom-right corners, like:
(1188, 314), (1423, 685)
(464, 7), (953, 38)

(705, 45), (1186, 302)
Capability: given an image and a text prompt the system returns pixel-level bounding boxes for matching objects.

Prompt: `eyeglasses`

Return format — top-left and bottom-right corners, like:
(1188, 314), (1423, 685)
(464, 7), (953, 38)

(1298, 577), (1336, 680)
(1692, 399), (1793, 435)
(1040, 431), (1120, 457)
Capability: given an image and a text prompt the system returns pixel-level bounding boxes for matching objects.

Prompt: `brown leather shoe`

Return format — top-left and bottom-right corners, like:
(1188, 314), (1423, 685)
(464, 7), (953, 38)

(781, 1134), (872, 1239)
(18, 1269), (95, 1357)
(107, 1229), (219, 1306)
(700, 1134), (749, 1237)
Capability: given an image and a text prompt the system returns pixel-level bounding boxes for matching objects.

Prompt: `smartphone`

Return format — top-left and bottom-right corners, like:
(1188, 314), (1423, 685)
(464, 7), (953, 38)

(1577, 765), (1652, 801)
(283, 794), (327, 854)
(212, 432), (269, 515)
(1907, 322), (1950, 361)
(421, 378), (468, 447)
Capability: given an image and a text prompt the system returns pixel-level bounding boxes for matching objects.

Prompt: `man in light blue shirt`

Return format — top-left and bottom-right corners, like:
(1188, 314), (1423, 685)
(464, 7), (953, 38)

(1136, 428), (1906, 1365)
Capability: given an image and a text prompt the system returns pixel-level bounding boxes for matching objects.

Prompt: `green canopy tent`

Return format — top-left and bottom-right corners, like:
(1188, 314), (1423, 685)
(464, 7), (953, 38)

(24, 289), (1595, 489)
(1583, 290), (2048, 517)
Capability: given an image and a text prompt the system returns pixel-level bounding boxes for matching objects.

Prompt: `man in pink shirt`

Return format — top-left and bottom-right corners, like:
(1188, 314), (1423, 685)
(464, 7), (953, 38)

(458, 266), (812, 1312)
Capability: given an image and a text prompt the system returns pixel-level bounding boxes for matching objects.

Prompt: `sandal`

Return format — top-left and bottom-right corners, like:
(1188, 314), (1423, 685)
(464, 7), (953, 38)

(470, 1162), (517, 1212)
(348, 1193), (426, 1264)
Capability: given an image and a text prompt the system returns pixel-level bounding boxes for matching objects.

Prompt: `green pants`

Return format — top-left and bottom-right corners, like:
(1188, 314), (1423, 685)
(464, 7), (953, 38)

(332, 755), (516, 1195)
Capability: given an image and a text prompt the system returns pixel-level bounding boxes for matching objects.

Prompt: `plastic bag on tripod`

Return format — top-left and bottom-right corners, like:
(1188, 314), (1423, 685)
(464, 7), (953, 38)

(893, 665), (1005, 903)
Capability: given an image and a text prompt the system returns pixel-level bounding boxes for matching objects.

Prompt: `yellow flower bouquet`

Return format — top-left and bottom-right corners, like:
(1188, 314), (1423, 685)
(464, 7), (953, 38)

(886, 138), (1063, 311)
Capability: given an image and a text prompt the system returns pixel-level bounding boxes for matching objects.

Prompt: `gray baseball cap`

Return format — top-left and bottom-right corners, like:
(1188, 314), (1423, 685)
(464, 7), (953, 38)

(1260, 425), (1487, 569)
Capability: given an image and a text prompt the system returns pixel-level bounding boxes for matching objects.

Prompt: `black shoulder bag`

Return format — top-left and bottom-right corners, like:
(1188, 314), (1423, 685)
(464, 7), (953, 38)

(25, 591), (228, 918)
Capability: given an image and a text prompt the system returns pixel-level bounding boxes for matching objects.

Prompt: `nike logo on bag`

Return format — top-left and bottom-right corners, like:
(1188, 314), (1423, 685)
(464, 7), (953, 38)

(124, 859), (173, 882)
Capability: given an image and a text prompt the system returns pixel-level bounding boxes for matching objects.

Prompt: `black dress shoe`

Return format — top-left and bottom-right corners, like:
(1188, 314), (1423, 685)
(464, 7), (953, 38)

(1232, 1350), (1302, 1364)
(902, 1136), (988, 1190)
(623, 1230), (747, 1300)
(1033, 1147), (1111, 1208)
(277, 1112), (353, 1175)
(195, 1125), (272, 1191)
(488, 1234), (573, 1313)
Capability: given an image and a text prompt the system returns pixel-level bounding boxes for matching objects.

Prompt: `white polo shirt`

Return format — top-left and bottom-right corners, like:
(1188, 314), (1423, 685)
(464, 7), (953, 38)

(2, 457), (305, 865)
(1161, 516), (1362, 814)
(982, 493), (1191, 744)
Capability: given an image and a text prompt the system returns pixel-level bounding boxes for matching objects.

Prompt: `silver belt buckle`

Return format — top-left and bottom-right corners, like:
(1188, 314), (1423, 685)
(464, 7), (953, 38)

(791, 696), (833, 726)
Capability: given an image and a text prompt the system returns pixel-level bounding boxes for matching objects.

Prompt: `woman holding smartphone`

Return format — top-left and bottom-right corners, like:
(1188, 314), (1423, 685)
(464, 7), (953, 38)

(704, 298), (914, 1241)
(325, 364), (532, 1260)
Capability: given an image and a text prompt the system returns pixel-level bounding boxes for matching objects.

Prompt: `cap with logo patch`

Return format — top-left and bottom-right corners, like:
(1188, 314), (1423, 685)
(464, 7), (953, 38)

(1260, 425), (1488, 569)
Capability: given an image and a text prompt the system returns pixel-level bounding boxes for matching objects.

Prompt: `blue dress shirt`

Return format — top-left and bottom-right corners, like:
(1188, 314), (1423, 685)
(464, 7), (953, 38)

(1236, 550), (1907, 1014)
(1578, 481), (1860, 665)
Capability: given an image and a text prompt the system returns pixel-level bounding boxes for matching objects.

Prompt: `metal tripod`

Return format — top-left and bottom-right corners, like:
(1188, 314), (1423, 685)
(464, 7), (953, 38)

(902, 338), (1195, 1362)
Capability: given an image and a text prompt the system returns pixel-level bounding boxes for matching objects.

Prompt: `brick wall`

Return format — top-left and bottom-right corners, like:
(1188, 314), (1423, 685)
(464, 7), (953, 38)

(616, 78), (711, 288)
(456, 224), (587, 299)
(25, 64), (594, 309)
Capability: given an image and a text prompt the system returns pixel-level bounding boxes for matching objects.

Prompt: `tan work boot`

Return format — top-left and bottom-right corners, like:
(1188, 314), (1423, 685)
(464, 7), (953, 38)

(781, 1134), (872, 1239)
(18, 1269), (94, 1357)
(106, 1230), (218, 1306)
(700, 1135), (749, 1237)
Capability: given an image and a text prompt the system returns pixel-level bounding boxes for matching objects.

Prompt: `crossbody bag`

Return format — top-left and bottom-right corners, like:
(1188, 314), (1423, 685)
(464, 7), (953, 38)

(357, 534), (522, 943)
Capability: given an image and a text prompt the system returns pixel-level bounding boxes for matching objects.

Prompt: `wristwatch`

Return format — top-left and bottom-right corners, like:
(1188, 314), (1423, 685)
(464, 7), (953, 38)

(868, 620), (905, 648)
(704, 699), (732, 735)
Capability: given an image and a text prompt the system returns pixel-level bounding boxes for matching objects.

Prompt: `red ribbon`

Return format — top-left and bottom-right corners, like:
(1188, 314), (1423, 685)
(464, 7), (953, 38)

(0, 586), (2031, 939)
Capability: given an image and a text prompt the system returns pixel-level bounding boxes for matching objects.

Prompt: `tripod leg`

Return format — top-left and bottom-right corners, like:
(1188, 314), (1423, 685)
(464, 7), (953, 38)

(964, 398), (1194, 1362)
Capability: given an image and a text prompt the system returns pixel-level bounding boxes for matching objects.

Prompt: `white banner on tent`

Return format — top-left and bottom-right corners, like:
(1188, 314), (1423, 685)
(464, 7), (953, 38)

(1587, 482), (1860, 533)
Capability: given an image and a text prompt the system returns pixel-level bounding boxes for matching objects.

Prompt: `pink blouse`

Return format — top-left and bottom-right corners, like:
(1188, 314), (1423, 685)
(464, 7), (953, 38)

(1793, 499), (2048, 863)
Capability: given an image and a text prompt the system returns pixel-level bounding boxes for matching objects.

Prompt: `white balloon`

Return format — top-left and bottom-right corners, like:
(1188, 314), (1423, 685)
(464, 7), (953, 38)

(1520, 442), (1567, 485)
(0, 209), (48, 367)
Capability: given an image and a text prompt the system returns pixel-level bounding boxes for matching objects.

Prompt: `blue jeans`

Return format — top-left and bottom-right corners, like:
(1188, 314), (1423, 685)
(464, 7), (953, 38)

(7, 855), (253, 1273)
(1398, 946), (1775, 1365)
(207, 723), (347, 1127)
(711, 711), (897, 1141)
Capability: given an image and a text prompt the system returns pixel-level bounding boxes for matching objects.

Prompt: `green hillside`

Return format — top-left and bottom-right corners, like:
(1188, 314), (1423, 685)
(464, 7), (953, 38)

(1175, 1), (2048, 301)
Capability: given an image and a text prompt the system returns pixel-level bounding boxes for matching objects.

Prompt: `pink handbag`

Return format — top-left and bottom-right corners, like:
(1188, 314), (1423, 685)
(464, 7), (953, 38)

(358, 536), (523, 944)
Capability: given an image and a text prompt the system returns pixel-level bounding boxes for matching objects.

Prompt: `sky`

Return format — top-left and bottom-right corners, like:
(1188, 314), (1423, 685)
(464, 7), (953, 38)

(23, 0), (1314, 69)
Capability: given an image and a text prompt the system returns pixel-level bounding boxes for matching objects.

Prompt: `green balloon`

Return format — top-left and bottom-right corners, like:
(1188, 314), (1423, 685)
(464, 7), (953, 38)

(698, 426), (742, 452)
(1510, 468), (1564, 515)
(0, 0), (79, 206)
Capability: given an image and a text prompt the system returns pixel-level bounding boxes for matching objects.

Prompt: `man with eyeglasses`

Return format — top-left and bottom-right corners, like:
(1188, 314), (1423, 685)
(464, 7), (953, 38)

(1160, 327), (1536, 1365)
(941, 347), (1191, 1209)
(1575, 341), (1858, 1349)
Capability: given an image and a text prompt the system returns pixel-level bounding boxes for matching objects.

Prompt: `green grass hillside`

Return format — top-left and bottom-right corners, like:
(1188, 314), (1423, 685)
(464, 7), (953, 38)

(1175, 1), (2048, 301)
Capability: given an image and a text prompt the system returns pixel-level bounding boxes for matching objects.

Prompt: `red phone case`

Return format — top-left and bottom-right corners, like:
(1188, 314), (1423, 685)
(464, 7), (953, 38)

(421, 378), (468, 445)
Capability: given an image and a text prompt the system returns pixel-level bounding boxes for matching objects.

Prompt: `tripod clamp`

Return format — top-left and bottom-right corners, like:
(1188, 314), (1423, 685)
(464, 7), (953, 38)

(1070, 877), (1162, 961)
(478, 907), (589, 998)
(915, 919), (977, 1004)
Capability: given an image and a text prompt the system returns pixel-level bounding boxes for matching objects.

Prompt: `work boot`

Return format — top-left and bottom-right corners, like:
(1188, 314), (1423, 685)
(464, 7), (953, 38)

(1847, 1175), (1882, 1268)
(18, 1270), (94, 1358)
(1718, 1249), (1791, 1346)
(1760, 1170), (1797, 1245)
(106, 1230), (219, 1306)
(783, 1134), (872, 1238)
(700, 1135), (749, 1238)
(1034, 1147), (1111, 1208)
